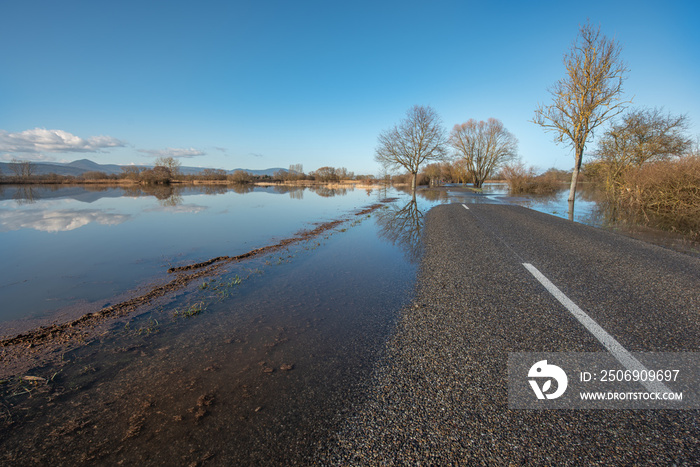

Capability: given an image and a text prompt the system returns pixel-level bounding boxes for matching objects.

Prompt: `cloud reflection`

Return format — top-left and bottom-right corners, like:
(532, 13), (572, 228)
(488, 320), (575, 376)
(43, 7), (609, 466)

(0, 209), (130, 232)
(145, 204), (208, 214)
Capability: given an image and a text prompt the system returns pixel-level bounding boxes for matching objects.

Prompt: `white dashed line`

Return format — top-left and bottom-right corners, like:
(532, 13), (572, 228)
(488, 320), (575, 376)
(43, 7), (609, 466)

(462, 204), (469, 210)
(522, 262), (672, 394)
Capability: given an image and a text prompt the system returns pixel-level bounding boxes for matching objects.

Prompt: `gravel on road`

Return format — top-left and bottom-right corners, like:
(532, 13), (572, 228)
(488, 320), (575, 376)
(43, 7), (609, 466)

(320, 203), (700, 465)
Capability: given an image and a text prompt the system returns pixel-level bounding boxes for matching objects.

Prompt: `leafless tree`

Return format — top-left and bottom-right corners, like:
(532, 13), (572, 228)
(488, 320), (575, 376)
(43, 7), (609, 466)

(289, 163), (304, 175)
(200, 168), (227, 180)
(335, 167), (353, 180)
(594, 108), (692, 189)
(422, 163), (443, 186)
(313, 166), (340, 182)
(154, 156), (181, 177)
(449, 118), (518, 188)
(121, 166), (142, 180)
(375, 105), (448, 190)
(140, 166), (172, 184)
(9, 159), (36, 179)
(533, 22), (630, 207)
(229, 170), (252, 184)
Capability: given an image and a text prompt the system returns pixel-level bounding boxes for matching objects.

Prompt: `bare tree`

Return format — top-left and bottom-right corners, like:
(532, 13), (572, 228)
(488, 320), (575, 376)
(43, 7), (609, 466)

(314, 166), (339, 182)
(375, 105), (448, 191)
(9, 159), (36, 179)
(120, 166), (142, 180)
(229, 170), (252, 184)
(449, 118), (518, 188)
(422, 163), (443, 186)
(533, 22), (630, 206)
(594, 108), (691, 189)
(289, 163), (304, 175)
(154, 156), (181, 177)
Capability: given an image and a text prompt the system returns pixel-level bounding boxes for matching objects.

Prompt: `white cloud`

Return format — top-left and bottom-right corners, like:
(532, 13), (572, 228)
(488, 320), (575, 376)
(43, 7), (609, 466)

(138, 147), (205, 158)
(1, 153), (57, 162)
(0, 128), (124, 154)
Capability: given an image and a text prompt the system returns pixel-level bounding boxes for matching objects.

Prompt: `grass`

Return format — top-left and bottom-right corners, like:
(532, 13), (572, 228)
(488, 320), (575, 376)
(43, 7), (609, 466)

(136, 318), (160, 336)
(173, 301), (207, 318)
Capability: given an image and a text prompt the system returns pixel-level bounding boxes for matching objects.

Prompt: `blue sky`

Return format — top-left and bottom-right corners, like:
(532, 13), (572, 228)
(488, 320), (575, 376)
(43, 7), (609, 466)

(1, 0), (698, 175)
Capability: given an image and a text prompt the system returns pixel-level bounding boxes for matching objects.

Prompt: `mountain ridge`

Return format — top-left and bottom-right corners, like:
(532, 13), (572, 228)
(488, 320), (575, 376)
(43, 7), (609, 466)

(0, 159), (287, 177)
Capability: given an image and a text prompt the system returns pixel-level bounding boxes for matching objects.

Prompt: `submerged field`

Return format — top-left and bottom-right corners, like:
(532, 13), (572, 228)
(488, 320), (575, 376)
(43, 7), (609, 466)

(0, 183), (695, 463)
(0, 184), (427, 463)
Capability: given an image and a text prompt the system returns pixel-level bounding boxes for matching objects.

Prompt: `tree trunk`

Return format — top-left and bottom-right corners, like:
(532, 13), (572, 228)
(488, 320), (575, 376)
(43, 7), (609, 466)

(568, 166), (579, 203)
(568, 146), (585, 202)
(568, 146), (584, 220)
(411, 172), (417, 191)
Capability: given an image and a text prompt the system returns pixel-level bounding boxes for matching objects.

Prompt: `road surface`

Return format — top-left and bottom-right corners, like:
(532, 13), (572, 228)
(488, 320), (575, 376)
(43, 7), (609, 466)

(323, 203), (700, 465)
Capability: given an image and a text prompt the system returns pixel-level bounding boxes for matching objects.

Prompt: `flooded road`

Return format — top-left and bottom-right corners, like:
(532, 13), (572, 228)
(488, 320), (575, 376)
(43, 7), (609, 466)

(1, 182), (696, 464)
(0, 184), (430, 464)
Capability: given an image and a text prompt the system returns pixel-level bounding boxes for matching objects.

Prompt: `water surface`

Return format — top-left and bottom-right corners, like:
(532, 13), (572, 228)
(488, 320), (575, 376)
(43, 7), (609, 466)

(0, 184), (437, 464)
(0, 184), (390, 328)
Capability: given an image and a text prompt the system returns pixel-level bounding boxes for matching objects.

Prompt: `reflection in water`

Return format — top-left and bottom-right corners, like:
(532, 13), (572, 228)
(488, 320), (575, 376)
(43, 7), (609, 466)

(375, 196), (425, 263)
(415, 188), (450, 203)
(230, 183), (255, 195)
(271, 185), (294, 195)
(158, 192), (184, 208)
(288, 187), (304, 200)
(12, 186), (40, 205)
(0, 208), (130, 232)
(311, 186), (348, 198)
(0, 188), (419, 464)
(123, 185), (187, 207)
(198, 185), (228, 196)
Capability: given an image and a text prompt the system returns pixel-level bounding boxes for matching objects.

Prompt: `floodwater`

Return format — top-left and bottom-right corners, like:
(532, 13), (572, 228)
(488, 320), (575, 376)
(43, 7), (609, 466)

(0, 184), (436, 464)
(0, 182), (695, 464)
(0, 184), (415, 330)
(440, 182), (606, 225)
(465, 183), (699, 256)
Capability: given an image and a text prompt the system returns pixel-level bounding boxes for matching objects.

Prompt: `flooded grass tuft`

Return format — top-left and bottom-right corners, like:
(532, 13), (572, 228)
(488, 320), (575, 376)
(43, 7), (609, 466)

(173, 302), (207, 318)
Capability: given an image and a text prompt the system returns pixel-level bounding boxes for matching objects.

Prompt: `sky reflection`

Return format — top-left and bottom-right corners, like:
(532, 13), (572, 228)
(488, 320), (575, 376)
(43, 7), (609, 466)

(0, 185), (409, 327)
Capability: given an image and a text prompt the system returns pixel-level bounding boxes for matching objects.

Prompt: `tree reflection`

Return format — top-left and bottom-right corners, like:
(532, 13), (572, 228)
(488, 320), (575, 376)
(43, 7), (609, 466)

(288, 187), (304, 200)
(310, 186), (348, 197)
(375, 196), (425, 263)
(230, 184), (255, 195)
(415, 188), (450, 203)
(13, 186), (39, 205)
(137, 185), (184, 207)
(199, 185), (228, 196)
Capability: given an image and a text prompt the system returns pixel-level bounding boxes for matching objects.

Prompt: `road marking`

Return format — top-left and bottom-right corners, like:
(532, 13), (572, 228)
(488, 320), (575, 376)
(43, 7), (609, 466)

(522, 262), (672, 394)
(462, 204), (469, 210)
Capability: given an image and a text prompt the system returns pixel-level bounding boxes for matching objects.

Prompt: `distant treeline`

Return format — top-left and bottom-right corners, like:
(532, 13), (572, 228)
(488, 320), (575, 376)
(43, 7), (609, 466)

(0, 158), (377, 185)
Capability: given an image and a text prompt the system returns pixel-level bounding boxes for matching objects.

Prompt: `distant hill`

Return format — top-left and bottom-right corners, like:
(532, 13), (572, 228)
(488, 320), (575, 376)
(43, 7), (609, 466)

(65, 159), (124, 175)
(229, 168), (287, 176)
(0, 159), (287, 178)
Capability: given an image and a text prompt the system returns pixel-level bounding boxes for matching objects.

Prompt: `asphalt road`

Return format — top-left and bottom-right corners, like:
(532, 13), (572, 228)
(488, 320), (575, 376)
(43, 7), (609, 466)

(322, 203), (700, 465)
